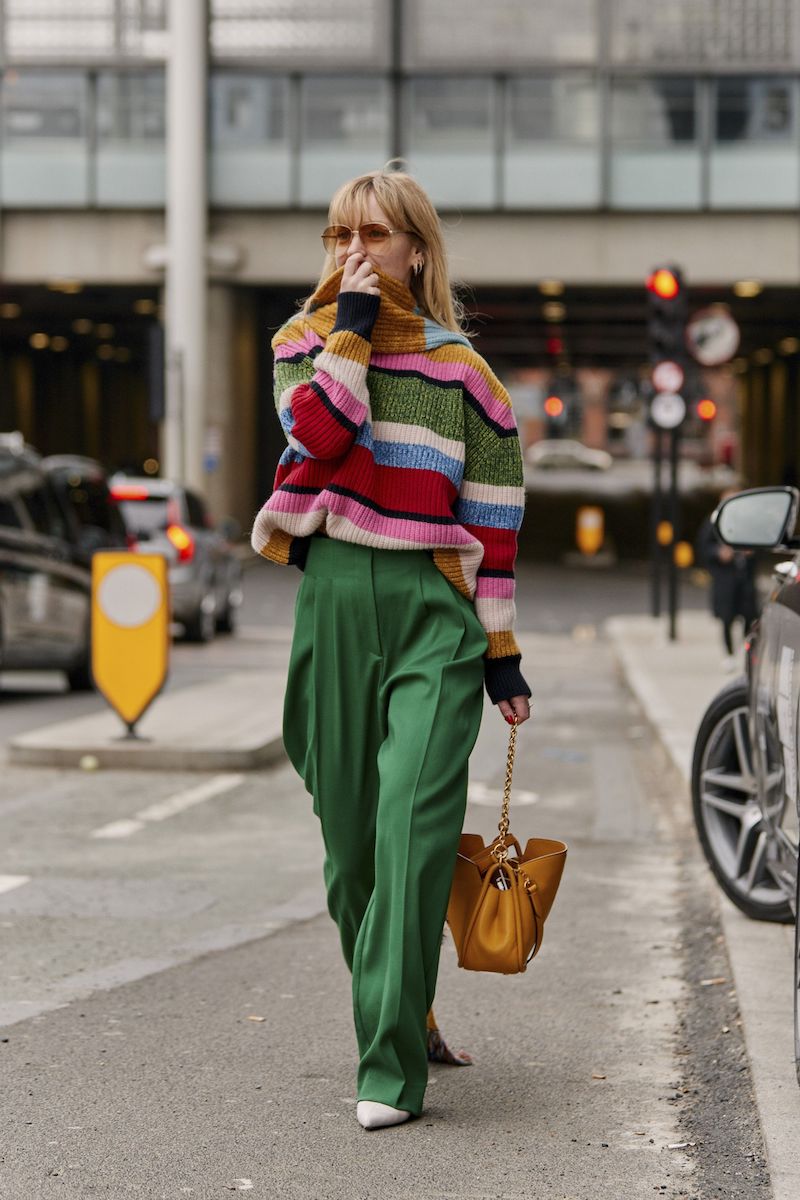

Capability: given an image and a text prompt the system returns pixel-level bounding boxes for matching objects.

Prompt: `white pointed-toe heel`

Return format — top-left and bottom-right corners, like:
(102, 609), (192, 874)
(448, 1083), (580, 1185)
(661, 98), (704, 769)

(356, 1100), (411, 1130)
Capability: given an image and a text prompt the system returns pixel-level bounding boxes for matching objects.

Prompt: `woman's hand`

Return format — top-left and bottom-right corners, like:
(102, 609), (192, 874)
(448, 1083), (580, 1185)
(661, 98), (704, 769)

(340, 251), (380, 297)
(498, 695), (531, 725)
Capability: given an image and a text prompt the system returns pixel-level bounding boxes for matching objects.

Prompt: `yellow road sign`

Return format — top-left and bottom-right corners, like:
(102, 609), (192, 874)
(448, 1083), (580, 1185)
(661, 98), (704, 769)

(91, 552), (169, 733)
(576, 505), (604, 555)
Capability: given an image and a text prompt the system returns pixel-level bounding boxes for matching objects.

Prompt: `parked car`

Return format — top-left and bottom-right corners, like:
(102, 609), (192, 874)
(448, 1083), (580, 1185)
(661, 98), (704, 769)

(690, 485), (800, 1083)
(0, 433), (93, 690)
(110, 475), (243, 642)
(42, 454), (132, 565)
(525, 439), (613, 471)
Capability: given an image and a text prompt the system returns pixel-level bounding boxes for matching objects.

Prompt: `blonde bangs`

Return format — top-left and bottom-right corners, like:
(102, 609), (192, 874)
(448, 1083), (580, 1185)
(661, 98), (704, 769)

(303, 167), (470, 336)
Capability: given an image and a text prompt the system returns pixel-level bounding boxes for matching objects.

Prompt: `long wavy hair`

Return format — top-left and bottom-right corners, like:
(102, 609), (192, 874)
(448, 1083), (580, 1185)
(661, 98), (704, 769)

(302, 166), (469, 335)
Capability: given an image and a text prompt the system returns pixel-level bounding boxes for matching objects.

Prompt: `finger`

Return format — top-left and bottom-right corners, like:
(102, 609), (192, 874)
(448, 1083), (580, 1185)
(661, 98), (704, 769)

(497, 700), (513, 722)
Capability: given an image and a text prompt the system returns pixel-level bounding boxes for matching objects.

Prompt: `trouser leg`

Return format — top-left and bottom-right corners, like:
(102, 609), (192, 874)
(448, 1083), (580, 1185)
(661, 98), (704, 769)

(282, 549), (386, 969)
(352, 558), (486, 1115)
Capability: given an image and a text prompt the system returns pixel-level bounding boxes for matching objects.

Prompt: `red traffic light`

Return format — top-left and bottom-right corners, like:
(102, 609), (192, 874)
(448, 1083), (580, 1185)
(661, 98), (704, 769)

(543, 396), (564, 418)
(697, 399), (717, 421)
(646, 269), (681, 300)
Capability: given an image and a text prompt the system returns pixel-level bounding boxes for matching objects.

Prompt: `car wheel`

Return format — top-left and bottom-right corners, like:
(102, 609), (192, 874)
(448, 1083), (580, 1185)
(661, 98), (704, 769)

(183, 591), (216, 643)
(215, 597), (237, 635)
(691, 676), (793, 923)
(66, 656), (94, 691)
(794, 858), (800, 1085)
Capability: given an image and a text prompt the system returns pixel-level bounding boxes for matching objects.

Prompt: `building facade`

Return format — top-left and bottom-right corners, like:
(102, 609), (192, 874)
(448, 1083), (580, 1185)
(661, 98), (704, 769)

(0, 0), (798, 522)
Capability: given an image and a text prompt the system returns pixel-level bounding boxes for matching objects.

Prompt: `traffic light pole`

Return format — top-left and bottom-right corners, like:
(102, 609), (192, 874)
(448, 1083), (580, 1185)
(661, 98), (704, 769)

(650, 429), (663, 618)
(667, 427), (680, 641)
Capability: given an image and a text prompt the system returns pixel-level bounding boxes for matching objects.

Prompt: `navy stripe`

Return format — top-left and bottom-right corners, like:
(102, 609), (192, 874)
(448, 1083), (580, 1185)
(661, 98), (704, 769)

(477, 568), (515, 579)
(327, 484), (457, 524)
(279, 484), (321, 495)
(308, 378), (360, 435)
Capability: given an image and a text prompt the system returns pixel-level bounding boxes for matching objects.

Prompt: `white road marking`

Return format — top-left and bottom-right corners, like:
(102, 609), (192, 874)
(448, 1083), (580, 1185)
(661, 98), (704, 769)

(0, 875), (30, 895)
(90, 774), (245, 839)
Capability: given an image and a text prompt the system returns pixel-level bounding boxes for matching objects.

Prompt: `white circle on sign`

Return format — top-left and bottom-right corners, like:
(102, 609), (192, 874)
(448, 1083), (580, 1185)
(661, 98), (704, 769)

(686, 306), (740, 366)
(651, 393), (686, 430)
(98, 564), (161, 629)
(652, 360), (684, 393)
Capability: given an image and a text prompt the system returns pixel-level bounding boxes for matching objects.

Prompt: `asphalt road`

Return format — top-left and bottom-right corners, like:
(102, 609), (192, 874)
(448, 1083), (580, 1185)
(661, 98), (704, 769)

(0, 563), (770, 1200)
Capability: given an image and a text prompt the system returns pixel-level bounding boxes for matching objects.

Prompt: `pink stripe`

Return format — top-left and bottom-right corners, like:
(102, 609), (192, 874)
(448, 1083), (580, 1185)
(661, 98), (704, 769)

(372, 353), (515, 430)
(263, 489), (320, 516)
(275, 328), (324, 360)
(325, 491), (478, 546)
(476, 576), (515, 599)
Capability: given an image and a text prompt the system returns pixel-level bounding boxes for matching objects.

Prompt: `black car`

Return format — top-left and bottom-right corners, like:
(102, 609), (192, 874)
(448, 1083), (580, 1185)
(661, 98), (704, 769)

(691, 486), (800, 1082)
(0, 434), (93, 689)
(43, 454), (131, 564)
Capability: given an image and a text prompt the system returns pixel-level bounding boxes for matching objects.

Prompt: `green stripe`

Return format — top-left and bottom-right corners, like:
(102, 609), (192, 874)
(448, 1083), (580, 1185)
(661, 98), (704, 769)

(366, 371), (464, 441)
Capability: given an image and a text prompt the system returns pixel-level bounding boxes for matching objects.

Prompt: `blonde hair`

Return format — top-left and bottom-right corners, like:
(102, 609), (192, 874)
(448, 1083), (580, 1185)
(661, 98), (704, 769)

(303, 166), (470, 334)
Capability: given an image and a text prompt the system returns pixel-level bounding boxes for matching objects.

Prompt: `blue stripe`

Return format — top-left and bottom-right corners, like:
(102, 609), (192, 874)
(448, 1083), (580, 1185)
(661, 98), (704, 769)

(371, 440), (463, 487)
(420, 315), (472, 350)
(279, 407), (315, 460)
(454, 498), (523, 530)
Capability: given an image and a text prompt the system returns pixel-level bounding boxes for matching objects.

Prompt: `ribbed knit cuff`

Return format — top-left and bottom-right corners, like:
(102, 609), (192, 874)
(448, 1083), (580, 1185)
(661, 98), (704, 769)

(332, 291), (380, 340)
(483, 654), (532, 705)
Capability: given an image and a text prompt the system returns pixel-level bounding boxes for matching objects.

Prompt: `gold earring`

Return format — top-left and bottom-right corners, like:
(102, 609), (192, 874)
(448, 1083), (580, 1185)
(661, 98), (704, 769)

(414, 260), (423, 276)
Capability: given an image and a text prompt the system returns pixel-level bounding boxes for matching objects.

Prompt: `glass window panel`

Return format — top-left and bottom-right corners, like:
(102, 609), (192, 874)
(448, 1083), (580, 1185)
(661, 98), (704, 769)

(505, 76), (600, 208)
(0, 71), (90, 206)
(610, 78), (701, 208)
(611, 0), (800, 68)
(711, 77), (800, 207)
(209, 0), (390, 68)
(406, 0), (596, 67)
(299, 76), (390, 207)
(209, 72), (291, 206)
(405, 77), (496, 209)
(95, 71), (166, 207)
(2, 0), (168, 60)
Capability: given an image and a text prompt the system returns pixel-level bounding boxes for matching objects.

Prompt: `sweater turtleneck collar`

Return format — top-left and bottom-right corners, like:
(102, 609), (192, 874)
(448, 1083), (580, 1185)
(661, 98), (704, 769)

(299, 265), (471, 354)
(308, 266), (417, 315)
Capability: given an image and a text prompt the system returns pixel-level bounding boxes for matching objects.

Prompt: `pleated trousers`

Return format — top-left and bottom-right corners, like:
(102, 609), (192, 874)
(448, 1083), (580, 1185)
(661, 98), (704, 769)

(282, 535), (487, 1115)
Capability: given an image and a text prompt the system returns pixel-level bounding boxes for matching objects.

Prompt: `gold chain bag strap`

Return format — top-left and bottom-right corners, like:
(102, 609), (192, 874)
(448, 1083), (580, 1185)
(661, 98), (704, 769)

(446, 719), (568, 974)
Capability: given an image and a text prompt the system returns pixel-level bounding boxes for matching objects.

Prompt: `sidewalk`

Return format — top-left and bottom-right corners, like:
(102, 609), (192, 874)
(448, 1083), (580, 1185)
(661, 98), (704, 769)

(606, 608), (800, 1200)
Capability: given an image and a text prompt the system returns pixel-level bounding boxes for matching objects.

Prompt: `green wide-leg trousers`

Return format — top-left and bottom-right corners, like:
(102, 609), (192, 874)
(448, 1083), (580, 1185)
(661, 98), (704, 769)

(282, 536), (487, 1116)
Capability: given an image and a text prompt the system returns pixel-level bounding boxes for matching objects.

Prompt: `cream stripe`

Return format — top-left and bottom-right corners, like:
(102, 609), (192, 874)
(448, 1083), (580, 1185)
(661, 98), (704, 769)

(458, 480), (525, 506)
(371, 421), (465, 463)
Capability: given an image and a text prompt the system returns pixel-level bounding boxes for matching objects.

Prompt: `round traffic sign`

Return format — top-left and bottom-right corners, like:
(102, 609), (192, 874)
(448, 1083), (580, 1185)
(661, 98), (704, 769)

(686, 305), (740, 366)
(652, 360), (684, 393)
(650, 393), (686, 430)
(97, 563), (162, 629)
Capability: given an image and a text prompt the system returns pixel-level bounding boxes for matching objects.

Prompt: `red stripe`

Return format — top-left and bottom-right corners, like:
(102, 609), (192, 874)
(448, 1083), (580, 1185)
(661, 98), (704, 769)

(463, 524), (517, 570)
(334, 447), (457, 512)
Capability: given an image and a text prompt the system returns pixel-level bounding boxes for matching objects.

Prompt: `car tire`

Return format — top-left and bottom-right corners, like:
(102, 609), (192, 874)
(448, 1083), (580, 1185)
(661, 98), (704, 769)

(794, 857), (800, 1085)
(691, 676), (793, 923)
(66, 657), (94, 692)
(183, 592), (216, 644)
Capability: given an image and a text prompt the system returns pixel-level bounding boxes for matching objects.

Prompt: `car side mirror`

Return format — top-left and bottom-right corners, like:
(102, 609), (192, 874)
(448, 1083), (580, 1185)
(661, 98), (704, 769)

(714, 486), (800, 549)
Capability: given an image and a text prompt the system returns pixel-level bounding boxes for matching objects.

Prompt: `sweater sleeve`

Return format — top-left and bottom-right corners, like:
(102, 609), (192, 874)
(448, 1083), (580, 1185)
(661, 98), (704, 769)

(454, 356), (532, 705)
(273, 291), (380, 461)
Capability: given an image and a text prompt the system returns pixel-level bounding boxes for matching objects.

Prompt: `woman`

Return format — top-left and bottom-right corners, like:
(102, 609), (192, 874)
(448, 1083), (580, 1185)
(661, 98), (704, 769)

(696, 487), (759, 669)
(251, 168), (531, 1130)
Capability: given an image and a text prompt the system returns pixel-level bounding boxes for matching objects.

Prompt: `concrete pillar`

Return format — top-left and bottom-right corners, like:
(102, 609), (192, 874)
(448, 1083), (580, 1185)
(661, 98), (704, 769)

(164, 0), (207, 488)
(204, 284), (259, 528)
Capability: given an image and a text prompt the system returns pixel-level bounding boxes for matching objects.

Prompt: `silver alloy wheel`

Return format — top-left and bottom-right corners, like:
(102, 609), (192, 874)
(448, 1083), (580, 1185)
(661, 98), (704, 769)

(795, 859), (800, 1084)
(698, 703), (786, 910)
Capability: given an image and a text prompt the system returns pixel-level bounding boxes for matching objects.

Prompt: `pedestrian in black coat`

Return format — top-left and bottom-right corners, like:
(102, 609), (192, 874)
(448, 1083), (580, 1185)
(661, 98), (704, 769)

(696, 492), (759, 668)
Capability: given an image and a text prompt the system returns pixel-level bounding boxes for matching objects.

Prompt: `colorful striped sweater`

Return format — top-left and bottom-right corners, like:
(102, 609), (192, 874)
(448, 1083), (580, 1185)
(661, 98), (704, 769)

(251, 267), (530, 704)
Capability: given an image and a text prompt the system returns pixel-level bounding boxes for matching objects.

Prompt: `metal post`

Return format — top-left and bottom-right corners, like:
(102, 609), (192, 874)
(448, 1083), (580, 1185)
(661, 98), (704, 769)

(164, 0), (208, 487)
(668, 427), (680, 641)
(651, 429), (663, 617)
